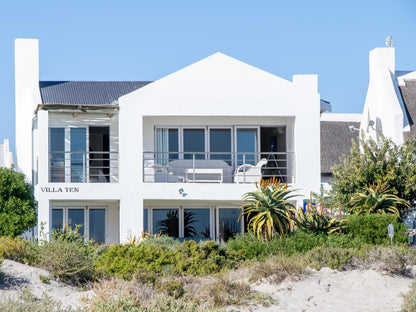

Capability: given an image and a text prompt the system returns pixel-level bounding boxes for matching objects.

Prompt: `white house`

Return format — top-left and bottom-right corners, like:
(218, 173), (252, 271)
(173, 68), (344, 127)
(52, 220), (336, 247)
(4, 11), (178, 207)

(0, 139), (13, 169)
(15, 39), (324, 244)
(360, 42), (416, 144)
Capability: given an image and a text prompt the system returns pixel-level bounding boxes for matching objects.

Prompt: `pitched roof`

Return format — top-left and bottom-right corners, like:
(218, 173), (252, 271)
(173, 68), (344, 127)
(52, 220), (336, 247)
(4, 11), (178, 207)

(399, 79), (416, 141)
(39, 81), (152, 105)
(320, 120), (360, 175)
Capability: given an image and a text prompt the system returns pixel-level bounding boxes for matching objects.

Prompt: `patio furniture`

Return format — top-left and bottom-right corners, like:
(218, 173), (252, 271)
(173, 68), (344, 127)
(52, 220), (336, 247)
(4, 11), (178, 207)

(167, 159), (233, 183)
(233, 158), (268, 183)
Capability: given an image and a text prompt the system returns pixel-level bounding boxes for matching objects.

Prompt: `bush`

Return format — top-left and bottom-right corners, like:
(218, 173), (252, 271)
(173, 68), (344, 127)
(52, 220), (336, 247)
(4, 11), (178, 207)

(344, 214), (408, 245)
(0, 168), (37, 237)
(95, 239), (246, 280)
(0, 236), (35, 263)
(37, 235), (96, 284)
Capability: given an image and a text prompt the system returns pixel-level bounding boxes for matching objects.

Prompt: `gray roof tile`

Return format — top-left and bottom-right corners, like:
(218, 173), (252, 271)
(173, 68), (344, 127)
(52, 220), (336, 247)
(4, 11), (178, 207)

(39, 81), (152, 105)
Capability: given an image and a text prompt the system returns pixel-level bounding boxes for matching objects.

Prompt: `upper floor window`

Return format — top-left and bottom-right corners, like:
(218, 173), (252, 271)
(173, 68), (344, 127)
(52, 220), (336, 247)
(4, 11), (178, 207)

(50, 126), (110, 183)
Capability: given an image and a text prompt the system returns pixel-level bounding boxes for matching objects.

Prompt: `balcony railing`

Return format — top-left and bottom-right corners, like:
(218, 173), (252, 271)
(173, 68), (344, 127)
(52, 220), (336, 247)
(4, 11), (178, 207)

(49, 151), (118, 183)
(143, 152), (295, 184)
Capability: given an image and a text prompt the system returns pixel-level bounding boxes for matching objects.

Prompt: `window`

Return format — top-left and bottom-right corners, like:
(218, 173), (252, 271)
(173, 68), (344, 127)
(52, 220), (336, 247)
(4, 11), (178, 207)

(209, 128), (232, 164)
(183, 129), (205, 160)
(156, 128), (179, 165)
(145, 207), (240, 242)
(49, 126), (110, 182)
(51, 206), (106, 244)
(236, 128), (259, 165)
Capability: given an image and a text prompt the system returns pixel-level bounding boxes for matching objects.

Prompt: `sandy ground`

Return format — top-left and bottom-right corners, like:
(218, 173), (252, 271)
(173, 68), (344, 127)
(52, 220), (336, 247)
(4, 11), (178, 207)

(0, 260), (413, 311)
(0, 259), (92, 309)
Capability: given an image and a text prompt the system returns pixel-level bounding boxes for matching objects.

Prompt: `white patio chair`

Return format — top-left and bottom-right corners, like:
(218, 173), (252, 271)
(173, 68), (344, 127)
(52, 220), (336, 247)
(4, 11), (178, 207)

(233, 158), (268, 184)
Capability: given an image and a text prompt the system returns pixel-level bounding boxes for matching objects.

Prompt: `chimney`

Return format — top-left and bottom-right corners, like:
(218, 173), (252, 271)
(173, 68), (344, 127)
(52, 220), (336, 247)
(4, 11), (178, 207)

(15, 39), (41, 182)
(369, 47), (395, 81)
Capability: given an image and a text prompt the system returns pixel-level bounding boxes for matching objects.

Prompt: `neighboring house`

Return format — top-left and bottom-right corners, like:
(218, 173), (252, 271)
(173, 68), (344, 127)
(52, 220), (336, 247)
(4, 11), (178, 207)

(360, 44), (416, 144)
(320, 113), (361, 190)
(0, 139), (13, 168)
(15, 39), (325, 244)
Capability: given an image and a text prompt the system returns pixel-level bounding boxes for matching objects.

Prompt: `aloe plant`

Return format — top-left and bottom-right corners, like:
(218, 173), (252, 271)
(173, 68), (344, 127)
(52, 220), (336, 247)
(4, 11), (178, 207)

(294, 207), (346, 234)
(240, 177), (298, 241)
(347, 183), (409, 216)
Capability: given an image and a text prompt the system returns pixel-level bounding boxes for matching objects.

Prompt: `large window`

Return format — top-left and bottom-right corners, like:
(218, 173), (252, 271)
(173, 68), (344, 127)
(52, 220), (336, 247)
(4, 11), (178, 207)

(49, 126), (110, 182)
(144, 207), (241, 241)
(155, 126), (258, 164)
(51, 206), (106, 244)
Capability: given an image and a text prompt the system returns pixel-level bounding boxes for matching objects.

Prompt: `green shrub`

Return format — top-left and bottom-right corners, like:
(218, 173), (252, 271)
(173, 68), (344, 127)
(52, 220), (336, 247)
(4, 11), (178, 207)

(343, 214), (408, 245)
(37, 238), (96, 284)
(0, 236), (36, 263)
(304, 246), (364, 270)
(95, 239), (246, 280)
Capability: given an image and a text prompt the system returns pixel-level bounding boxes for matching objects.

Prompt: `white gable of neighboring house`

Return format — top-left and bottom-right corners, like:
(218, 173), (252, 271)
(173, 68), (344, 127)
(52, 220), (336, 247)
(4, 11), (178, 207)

(361, 46), (414, 145)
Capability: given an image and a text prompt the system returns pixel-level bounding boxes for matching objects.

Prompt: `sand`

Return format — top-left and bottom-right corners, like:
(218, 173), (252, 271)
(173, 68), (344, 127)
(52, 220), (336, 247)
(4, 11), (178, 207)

(0, 260), (413, 311)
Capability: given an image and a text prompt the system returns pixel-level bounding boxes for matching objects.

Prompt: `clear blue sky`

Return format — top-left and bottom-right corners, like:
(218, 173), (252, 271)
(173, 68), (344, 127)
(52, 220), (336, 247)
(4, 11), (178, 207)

(1, 0), (415, 152)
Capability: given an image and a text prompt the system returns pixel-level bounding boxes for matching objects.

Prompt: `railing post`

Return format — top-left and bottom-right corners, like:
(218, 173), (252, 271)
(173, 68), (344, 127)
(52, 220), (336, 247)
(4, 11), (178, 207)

(83, 153), (86, 182)
(243, 154), (246, 183)
(192, 154), (196, 183)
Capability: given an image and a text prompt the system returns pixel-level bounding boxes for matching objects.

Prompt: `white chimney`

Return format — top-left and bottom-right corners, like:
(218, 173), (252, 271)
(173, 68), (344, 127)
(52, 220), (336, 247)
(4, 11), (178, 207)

(369, 47), (395, 81)
(15, 39), (41, 182)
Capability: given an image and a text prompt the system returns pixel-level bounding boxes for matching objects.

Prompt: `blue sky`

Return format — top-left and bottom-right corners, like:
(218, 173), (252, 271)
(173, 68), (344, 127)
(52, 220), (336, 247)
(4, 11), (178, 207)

(1, 0), (415, 151)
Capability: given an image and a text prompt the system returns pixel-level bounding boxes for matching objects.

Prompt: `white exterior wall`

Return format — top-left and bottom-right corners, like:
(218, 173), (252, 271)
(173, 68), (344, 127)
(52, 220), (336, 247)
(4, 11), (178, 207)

(360, 47), (406, 144)
(118, 53), (321, 241)
(15, 39), (41, 182)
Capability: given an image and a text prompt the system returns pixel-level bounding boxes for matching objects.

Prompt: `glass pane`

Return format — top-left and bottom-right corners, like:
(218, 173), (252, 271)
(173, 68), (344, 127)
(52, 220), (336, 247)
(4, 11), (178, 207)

(153, 209), (179, 237)
(50, 128), (65, 182)
(237, 129), (258, 165)
(51, 209), (64, 232)
(68, 209), (85, 236)
(184, 209), (210, 239)
(89, 127), (110, 183)
(143, 209), (148, 232)
(219, 208), (241, 242)
(168, 129), (179, 161)
(184, 129), (205, 160)
(89, 209), (105, 244)
(210, 129), (231, 164)
(70, 128), (87, 182)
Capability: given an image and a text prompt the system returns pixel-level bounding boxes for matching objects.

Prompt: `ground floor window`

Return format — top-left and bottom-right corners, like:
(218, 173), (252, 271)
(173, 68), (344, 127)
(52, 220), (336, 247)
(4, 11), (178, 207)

(143, 206), (242, 242)
(51, 206), (107, 244)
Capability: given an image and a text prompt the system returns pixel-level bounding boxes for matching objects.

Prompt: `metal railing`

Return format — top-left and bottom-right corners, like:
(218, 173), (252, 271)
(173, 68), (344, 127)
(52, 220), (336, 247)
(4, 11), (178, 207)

(143, 151), (295, 184)
(49, 151), (118, 183)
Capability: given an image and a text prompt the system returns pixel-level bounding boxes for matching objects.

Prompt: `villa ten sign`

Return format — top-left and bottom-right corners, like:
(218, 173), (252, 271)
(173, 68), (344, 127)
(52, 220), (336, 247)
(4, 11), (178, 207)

(40, 187), (80, 193)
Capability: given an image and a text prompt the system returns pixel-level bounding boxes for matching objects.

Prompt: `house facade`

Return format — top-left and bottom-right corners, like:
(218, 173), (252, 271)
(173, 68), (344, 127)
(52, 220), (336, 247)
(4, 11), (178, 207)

(360, 44), (416, 144)
(15, 39), (322, 244)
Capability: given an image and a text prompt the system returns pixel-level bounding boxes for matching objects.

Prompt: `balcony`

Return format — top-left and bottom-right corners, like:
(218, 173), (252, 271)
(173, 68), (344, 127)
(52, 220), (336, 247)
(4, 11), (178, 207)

(143, 152), (295, 184)
(49, 151), (119, 183)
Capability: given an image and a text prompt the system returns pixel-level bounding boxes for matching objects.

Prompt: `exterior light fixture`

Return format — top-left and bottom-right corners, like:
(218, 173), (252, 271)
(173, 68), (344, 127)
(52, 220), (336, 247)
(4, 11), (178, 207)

(349, 125), (359, 132)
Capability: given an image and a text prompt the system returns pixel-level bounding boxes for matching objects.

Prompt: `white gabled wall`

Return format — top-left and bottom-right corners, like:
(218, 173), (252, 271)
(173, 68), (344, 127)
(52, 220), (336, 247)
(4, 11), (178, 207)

(360, 47), (406, 144)
(15, 39), (41, 183)
(118, 52), (321, 241)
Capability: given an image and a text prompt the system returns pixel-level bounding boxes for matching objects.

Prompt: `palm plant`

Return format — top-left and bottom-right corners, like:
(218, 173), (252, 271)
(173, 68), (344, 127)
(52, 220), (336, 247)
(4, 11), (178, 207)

(347, 183), (409, 216)
(240, 177), (298, 241)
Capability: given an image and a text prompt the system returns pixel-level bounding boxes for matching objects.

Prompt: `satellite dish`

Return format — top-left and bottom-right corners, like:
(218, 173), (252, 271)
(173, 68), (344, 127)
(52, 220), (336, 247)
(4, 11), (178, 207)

(385, 36), (393, 47)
